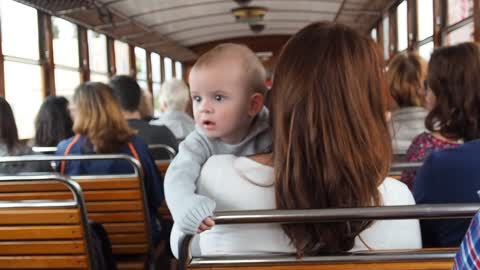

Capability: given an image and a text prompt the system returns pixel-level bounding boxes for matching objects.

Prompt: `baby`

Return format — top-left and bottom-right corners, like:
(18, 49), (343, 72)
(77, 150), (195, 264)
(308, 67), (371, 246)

(164, 43), (270, 234)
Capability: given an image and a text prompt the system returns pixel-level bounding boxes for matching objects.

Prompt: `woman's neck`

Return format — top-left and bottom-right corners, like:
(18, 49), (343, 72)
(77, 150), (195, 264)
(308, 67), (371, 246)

(431, 131), (462, 144)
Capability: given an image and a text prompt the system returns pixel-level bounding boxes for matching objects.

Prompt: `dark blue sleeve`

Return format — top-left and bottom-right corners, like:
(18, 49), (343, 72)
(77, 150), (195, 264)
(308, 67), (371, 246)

(413, 152), (435, 204)
(134, 139), (164, 209)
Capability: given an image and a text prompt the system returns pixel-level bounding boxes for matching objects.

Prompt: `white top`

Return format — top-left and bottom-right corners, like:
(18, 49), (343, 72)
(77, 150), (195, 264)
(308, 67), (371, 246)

(150, 110), (195, 140)
(170, 155), (422, 257)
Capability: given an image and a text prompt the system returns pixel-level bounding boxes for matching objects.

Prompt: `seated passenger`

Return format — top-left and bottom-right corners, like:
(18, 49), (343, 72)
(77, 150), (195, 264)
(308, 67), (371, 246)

(55, 82), (164, 246)
(150, 79), (195, 141)
(413, 42), (480, 248)
(139, 88), (155, 122)
(453, 211), (480, 269)
(108, 75), (178, 159)
(34, 96), (73, 147)
(401, 46), (470, 189)
(0, 97), (52, 174)
(387, 53), (428, 155)
(171, 22), (421, 257)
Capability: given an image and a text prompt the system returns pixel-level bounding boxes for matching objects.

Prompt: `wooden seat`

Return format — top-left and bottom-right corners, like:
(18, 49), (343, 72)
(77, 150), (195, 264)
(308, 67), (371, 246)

(0, 174), (94, 269)
(156, 160), (170, 176)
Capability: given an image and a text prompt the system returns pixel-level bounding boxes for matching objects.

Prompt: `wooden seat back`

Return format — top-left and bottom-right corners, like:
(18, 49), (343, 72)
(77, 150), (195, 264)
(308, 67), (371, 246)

(0, 174), (94, 269)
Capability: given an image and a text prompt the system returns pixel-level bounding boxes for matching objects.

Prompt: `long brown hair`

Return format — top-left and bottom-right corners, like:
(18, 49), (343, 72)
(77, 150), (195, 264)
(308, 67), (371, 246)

(387, 52), (427, 109)
(0, 97), (19, 154)
(72, 82), (134, 153)
(425, 42), (480, 142)
(271, 22), (392, 255)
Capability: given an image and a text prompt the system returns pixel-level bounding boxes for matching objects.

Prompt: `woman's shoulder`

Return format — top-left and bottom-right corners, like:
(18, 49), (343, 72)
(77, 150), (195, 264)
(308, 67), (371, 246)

(378, 177), (415, 206)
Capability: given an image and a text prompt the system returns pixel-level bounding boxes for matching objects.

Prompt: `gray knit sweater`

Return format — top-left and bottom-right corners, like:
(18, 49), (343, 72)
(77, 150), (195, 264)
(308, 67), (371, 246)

(164, 107), (271, 234)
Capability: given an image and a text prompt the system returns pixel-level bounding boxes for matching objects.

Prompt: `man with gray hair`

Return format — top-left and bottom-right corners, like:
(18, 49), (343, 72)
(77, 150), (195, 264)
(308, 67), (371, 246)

(151, 79), (194, 140)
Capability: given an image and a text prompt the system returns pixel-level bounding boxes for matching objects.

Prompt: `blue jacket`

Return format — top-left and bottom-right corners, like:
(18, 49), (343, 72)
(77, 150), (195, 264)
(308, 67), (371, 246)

(56, 135), (164, 245)
(413, 139), (480, 247)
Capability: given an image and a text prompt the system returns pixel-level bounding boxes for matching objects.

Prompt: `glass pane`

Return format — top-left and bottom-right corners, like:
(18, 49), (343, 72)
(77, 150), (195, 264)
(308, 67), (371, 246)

(153, 82), (161, 116)
(1, 0), (39, 60)
(89, 73), (109, 83)
(138, 80), (148, 91)
(417, 0), (433, 41)
(383, 16), (390, 60)
(115, 40), (130, 75)
(164, 57), (173, 81)
(448, 0), (473, 25)
(88, 30), (107, 73)
(175, 61), (183, 79)
(4, 61), (42, 139)
(52, 17), (79, 68)
(55, 68), (80, 101)
(397, 1), (408, 51)
(135, 47), (147, 80)
(418, 41), (434, 61)
(446, 22), (474, 45)
(151, 53), (161, 82)
(371, 28), (377, 42)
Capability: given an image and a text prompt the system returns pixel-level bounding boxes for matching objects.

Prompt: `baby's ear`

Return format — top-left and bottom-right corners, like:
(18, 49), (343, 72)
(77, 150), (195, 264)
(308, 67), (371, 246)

(248, 93), (264, 117)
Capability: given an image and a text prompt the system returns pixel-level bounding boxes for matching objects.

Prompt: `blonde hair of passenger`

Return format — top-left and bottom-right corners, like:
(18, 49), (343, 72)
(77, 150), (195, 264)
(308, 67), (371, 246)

(72, 82), (134, 153)
(159, 79), (190, 112)
(192, 43), (267, 95)
(387, 52), (427, 109)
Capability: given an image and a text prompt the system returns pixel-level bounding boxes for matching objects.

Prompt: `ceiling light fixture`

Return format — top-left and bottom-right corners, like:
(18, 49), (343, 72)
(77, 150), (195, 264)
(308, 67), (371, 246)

(231, 6), (268, 24)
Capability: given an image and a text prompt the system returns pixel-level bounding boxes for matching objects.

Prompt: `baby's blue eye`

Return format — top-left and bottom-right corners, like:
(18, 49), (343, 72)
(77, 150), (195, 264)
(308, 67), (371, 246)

(215, 95), (225, 101)
(192, 96), (202, 102)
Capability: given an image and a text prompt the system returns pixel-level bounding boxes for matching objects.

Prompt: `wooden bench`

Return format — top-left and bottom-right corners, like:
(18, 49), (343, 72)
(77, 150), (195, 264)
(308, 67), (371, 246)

(177, 204), (480, 270)
(0, 174), (94, 269)
(0, 155), (156, 270)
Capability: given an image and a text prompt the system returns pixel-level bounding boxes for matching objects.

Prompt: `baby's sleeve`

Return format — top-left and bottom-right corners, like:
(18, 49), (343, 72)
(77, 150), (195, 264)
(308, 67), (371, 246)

(164, 131), (216, 234)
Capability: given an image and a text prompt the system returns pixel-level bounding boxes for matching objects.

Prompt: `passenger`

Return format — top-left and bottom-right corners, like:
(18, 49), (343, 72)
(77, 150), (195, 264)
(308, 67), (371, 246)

(452, 211), (480, 269)
(387, 53), (428, 155)
(34, 96), (73, 147)
(401, 47), (469, 189)
(108, 75), (178, 159)
(413, 43), (480, 248)
(55, 82), (164, 246)
(164, 43), (270, 235)
(150, 79), (195, 141)
(0, 97), (52, 174)
(170, 22), (421, 257)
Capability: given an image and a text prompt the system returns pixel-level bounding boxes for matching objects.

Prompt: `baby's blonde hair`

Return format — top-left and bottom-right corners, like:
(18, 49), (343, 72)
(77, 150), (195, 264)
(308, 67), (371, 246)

(192, 43), (267, 95)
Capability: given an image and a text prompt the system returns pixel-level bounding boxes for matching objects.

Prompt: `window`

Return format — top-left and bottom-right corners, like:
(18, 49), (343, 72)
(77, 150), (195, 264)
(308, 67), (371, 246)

(1, 0), (42, 139)
(448, 0), (473, 25)
(115, 40), (130, 75)
(164, 57), (173, 81)
(396, 1), (408, 51)
(151, 53), (162, 113)
(175, 61), (183, 80)
(418, 41), (434, 61)
(417, 0), (433, 41)
(135, 47), (147, 80)
(88, 30), (108, 80)
(52, 17), (80, 100)
(446, 21), (474, 45)
(371, 28), (378, 42)
(383, 16), (390, 60)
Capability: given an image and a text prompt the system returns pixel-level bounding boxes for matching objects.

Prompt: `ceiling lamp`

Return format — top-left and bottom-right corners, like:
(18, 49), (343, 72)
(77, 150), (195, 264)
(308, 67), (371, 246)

(231, 6), (268, 24)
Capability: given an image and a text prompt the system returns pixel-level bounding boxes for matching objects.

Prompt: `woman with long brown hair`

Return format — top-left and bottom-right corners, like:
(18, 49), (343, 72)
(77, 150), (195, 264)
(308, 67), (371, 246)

(170, 22), (421, 257)
(55, 82), (164, 247)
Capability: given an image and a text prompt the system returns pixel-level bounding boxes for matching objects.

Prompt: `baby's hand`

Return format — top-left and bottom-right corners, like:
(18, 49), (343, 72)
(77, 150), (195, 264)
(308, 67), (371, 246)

(197, 217), (215, 233)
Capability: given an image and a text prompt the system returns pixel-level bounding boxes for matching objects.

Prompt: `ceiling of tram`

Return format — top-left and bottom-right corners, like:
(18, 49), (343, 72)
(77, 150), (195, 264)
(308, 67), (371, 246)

(18, 0), (394, 62)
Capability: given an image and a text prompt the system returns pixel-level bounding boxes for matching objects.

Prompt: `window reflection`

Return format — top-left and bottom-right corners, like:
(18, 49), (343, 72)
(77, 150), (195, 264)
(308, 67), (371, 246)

(52, 17), (79, 68)
(135, 47), (147, 80)
(417, 0), (433, 41)
(151, 53), (161, 83)
(164, 57), (173, 81)
(397, 1), (408, 51)
(88, 30), (108, 73)
(175, 61), (183, 79)
(115, 41), (130, 75)
(448, 0), (473, 25)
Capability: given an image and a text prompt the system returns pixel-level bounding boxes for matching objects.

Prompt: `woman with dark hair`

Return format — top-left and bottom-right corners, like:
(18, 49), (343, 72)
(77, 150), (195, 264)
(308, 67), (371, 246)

(170, 22), (421, 257)
(413, 42), (480, 248)
(0, 97), (51, 174)
(34, 96), (73, 147)
(55, 82), (164, 247)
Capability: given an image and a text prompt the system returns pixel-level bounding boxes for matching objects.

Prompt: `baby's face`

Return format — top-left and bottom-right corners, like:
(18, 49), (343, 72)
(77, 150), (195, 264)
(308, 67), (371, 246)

(189, 61), (254, 144)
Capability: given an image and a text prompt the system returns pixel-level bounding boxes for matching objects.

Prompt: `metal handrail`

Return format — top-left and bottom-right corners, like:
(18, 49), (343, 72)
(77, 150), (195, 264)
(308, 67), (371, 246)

(0, 154), (154, 266)
(0, 174), (95, 270)
(148, 144), (177, 160)
(178, 204), (480, 270)
(389, 162), (423, 175)
(31, 146), (57, 154)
